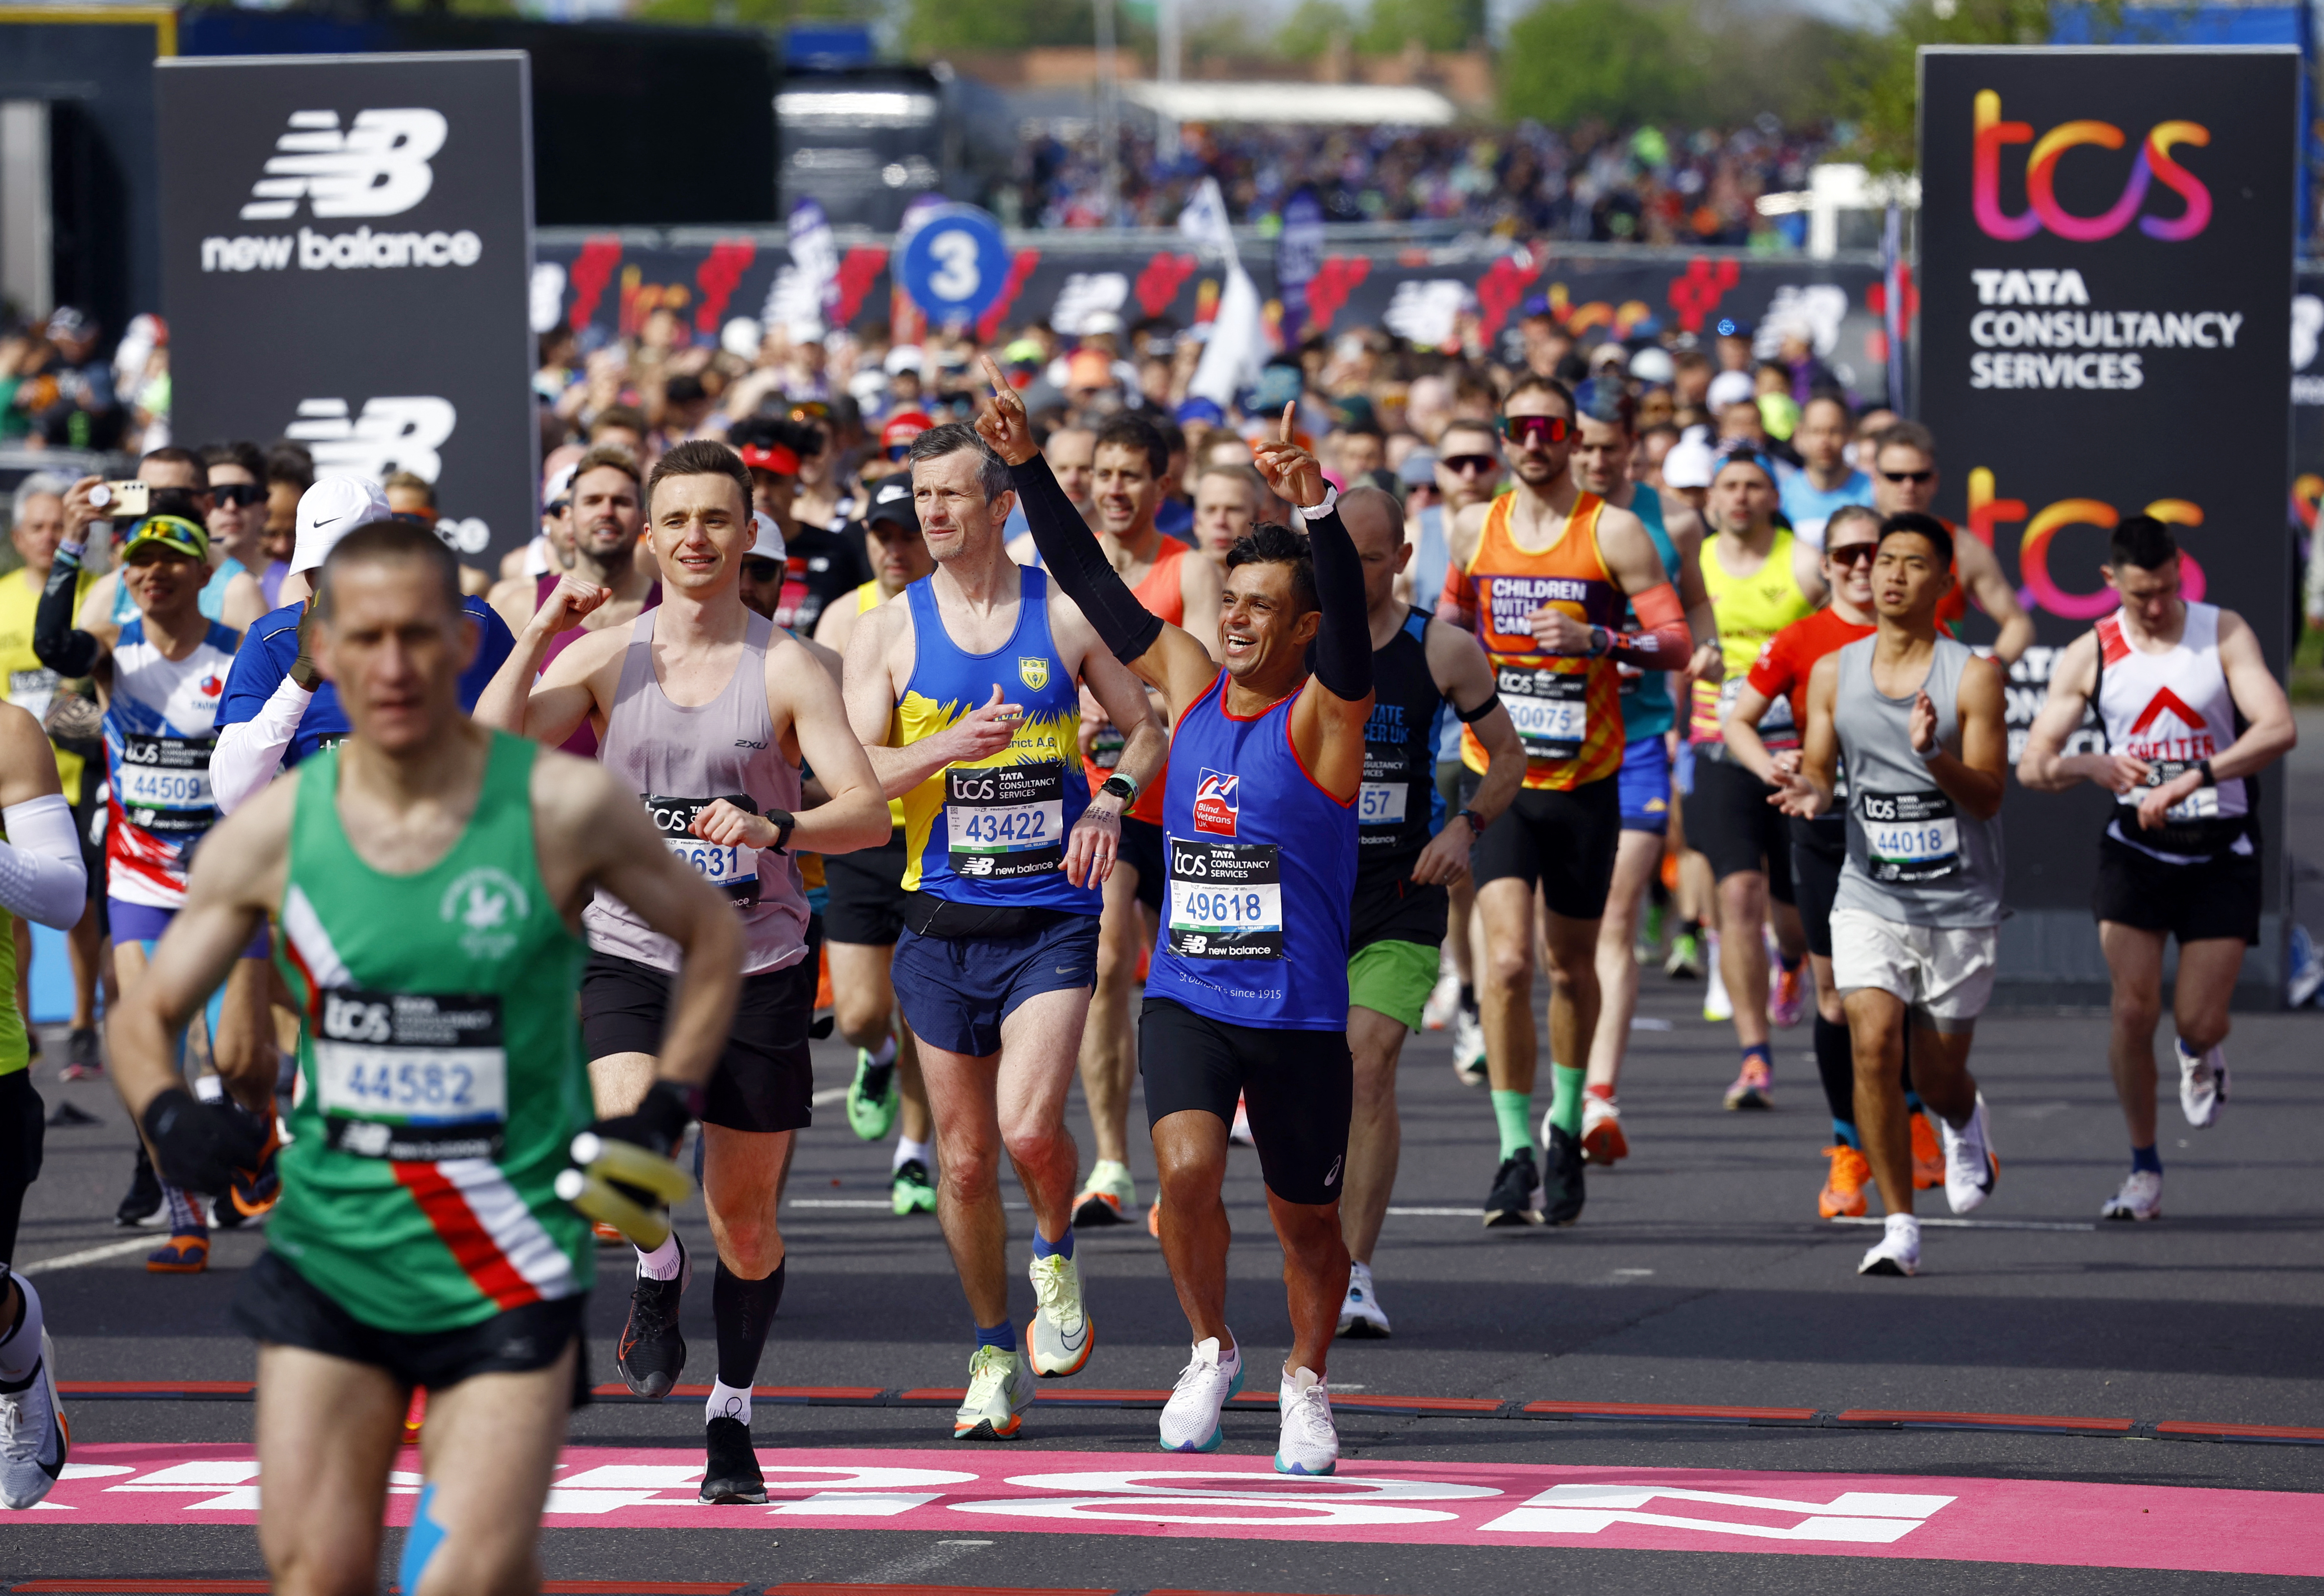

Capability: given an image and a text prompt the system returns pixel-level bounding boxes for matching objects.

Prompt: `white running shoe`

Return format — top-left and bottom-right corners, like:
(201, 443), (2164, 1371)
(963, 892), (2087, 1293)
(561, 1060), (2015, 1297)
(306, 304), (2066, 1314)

(2176, 1038), (2226, 1128)
(1275, 1365), (1338, 1476)
(2101, 1169), (2163, 1222)
(1158, 1336), (1244, 1453)
(952, 1345), (1034, 1440)
(1229, 1097), (1256, 1146)
(1857, 1212), (1920, 1276)
(1420, 971), (1461, 1031)
(1026, 1251), (1092, 1377)
(1939, 1092), (1998, 1215)
(0, 1330), (67, 1509)
(1702, 933), (1733, 1021)
(1336, 1262), (1391, 1338)
(1451, 1008), (1487, 1087)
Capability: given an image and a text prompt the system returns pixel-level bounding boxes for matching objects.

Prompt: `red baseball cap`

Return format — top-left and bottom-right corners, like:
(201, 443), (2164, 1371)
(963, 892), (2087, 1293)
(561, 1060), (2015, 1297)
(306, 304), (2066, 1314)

(880, 410), (934, 452)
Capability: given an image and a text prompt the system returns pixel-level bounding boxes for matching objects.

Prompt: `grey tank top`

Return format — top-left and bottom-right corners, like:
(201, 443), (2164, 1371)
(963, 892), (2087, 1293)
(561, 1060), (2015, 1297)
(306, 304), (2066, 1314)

(583, 607), (809, 974)
(1831, 634), (2004, 928)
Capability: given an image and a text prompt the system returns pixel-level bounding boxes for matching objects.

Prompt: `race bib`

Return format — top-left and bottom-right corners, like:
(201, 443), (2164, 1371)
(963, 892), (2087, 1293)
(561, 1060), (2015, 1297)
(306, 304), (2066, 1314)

(1859, 789), (1962, 884)
(312, 989), (507, 1161)
(115, 734), (215, 833)
(946, 761), (1065, 880)
(1166, 836), (1283, 959)
(1499, 665), (1588, 762)
(7, 668), (59, 722)
(1357, 781), (1408, 828)
(641, 793), (760, 906)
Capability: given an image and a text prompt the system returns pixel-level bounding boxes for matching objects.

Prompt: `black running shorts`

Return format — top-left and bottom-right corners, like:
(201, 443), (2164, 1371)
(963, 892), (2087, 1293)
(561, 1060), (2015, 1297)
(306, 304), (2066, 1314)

(232, 1250), (590, 1405)
(1788, 813), (1848, 959)
(1461, 768), (1621, 920)
(581, 949), (815, 1134)
(1139, 996), (1352, 1207)
(823, 826), (911, 946)
(1682, 752), (1795, 905)
(0, 1070), (44, 1267)
(1114, 815), (1166, 916)
(2093, 833), (2261, 947)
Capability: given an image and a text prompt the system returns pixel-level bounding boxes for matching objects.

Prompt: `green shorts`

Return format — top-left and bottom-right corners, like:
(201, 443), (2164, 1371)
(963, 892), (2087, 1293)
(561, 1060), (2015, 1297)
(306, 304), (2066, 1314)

(1346, 938), (1440, 1032)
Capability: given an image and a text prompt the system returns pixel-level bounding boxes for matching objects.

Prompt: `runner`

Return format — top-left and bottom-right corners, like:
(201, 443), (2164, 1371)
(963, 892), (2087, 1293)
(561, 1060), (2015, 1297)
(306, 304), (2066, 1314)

(988, 368), (1373, 1477)
(0, 698), (87, 1511)
(1569, 380), (1718, 1166)
(2017, 514), (2295, 1222)
(1773, 513), (2007, 1277)
(813, 474), (941, 1215)
(1336, 487), (1522, 1338)
(1867, 422), (2034, 665)
(1684, 448), (1824, 1109)
(1777, 395), (1874, 550)
(33, 505), (269, 1274)
(68, 450), (266, 643)
(481, 440), (890, 1499)
(104, 518), (743, 1583)
(1190, 463), (1262, 580)
(490, 448), (660, 683)
(840, 417), (1163, 1441)
(1438, 377), (1697, 1228)
(729, 416), (871, 635)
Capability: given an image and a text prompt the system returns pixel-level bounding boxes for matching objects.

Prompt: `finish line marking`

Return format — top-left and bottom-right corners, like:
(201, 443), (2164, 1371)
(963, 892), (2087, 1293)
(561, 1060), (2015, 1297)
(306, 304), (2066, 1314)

(18, 1238), (155, 1275)
(32, 1444), (2324, 1576)
(1825, 1216), (2099, 1232)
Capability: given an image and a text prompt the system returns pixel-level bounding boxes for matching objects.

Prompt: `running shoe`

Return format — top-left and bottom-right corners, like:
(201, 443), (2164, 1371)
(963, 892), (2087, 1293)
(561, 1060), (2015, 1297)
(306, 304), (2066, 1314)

(1939, 1092), (1997, 1215)
(1722, 1057), (1772, 1111)
(1702, 934), (1733, 1021)
(1451, 1006), (1488, 1087)
(1337, 1262), (1390, 1338)
(1769, 964), (1805, 1028)
(1541, 1124), (1586, 1226)
(1910, 1113), (1944, 1190)
(1147, 1199), (1162, 1237)
(845, 1049), (898, 1142)
(1819, 1144), (1871, 1219)
(1158, 1336), (1245, 1451)
(699, 1416), (768, 1503)
(146, 1231), (207, 1274)
(1026, 1251), (1092, 1377)
(1276, 1366), (1338, 1476)
(1857, 1212), (1920, 1277)
(1071, 1159), (1137, 1227)
(2176, 1038), (2226, 1128)
(1664, 928), (1705, 980)
(114, 1147), (163, 1229)
(1580, 1094), (1628, 1166)
(953, 1345), (1034, 1440)
(58, 1027), (100, 1082)
(1420, 971), (1461, 1031)
(615, 1234), (689, 1398)
(892, 1158), (937, 1216)
(2100, 1169), (2163, 1222)
(1229, 1095), (1255, 1146)
(217, 1117), (282, 1228)
(1636, 900), (1667, 966)
(0, 1330), (67, 1509)
(1482, 1150), (1543, 1227)
(592, 1220), (629, 1245)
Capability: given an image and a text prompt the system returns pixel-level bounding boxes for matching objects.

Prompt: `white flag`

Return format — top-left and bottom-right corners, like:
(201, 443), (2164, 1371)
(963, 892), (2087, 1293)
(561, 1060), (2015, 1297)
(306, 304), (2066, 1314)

(1188, 262), (1266, 409)
(1178, 176), (1239, 270)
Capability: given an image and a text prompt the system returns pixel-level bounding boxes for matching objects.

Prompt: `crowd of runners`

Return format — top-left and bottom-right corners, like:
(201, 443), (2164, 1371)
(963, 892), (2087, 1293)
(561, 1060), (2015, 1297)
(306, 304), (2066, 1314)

(0, 337), (2291, 1593)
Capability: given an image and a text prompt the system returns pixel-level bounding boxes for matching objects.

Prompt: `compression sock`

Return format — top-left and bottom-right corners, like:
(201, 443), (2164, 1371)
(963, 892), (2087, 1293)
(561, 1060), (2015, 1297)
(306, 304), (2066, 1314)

(1548, 1065), (1585, 1138)
(976, 1319), (1018, 1354)
(1492, 1090), (1534, 1159)
(2131, 1143), (2163, 1175)
(712, 1258), (786, 1392)
(162, 1184), (207, 1235)
(1458, 983), (1478, 1017)
(1814, 1015), (1856, 1134)
(0, 1271), (43, 1389)
(636, 1233), (685, 1281)
(892, 1135), (933, 1174)
(1032, 1225), (1074, 1260)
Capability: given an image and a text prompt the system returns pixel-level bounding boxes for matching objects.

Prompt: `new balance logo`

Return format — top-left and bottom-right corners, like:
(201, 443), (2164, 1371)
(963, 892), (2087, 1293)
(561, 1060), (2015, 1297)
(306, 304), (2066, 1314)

(284, 396), (456, 486)
(242, 109), (447, 221)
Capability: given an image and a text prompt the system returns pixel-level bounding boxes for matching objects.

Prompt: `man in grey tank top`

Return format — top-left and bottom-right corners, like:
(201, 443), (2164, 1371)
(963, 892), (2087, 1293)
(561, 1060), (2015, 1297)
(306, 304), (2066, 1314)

(1774, 513), (2007, 1279)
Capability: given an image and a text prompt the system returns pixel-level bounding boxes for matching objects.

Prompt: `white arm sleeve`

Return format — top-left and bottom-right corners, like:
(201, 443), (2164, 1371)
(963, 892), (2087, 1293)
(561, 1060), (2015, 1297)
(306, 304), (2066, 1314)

(0, 794), (88, 930)
(211, 679), (314, 815)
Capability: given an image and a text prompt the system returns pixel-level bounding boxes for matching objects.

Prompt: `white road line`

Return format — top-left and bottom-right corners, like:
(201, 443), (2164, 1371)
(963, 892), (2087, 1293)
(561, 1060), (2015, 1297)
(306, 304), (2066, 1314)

(1385, 1206), (1484, 1217)
(19, 1237), (154, 1275)
(810, 1086), (848, 1106)
(1826, 1216), (2097, 1233)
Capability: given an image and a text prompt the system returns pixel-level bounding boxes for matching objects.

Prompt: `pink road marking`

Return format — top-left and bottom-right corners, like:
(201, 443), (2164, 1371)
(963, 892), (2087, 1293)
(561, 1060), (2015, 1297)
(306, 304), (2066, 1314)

(40, 1443), (2324, 1577)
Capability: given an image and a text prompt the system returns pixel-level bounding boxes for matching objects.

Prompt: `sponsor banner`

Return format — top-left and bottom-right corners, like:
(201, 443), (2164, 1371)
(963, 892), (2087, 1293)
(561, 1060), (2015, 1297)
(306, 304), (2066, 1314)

(39, 1443), (2324, 1575)
(2293, 261), (2324, 542)
(1918, 48), (2298, 951)
(157, 53), (538, 565)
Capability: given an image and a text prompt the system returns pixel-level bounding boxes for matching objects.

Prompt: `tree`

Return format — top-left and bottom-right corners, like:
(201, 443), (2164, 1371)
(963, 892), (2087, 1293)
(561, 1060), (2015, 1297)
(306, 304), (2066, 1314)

(1842, 0), (2108, 173)
(1357, 0), (1483, 54)
(1275, 0), (1358, 60)
(1499, 0), (1702, 127)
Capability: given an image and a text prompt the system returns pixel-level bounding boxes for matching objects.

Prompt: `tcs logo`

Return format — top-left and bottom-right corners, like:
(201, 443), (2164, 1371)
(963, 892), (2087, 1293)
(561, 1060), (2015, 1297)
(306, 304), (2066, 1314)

(1967, 467), (2206, 620)
(1973, 90), (2211, 243)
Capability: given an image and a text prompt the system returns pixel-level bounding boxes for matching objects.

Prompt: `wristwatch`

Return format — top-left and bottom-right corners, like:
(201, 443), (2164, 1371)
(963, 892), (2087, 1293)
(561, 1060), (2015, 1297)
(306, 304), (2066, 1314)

(1586, 625), (1611, 658)
(1292, 484), (1339, 522)
(1459, 807), (1488, 835)
(1098, 774), (1137, 806)
(2196, 758), (2217, 787)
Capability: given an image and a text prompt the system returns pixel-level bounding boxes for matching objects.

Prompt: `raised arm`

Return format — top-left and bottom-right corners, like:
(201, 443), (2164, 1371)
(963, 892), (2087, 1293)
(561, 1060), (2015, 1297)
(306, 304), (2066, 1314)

(1919, 654), (2008, 822)
(1250, 416), (1373, 795)
(33, 533), (103, 678)
(475, 575), (612, 745)
(838, 602), (1021, 798)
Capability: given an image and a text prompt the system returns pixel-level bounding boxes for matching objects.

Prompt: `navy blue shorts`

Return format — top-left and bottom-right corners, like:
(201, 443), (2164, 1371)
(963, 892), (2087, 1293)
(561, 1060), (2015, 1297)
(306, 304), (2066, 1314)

(893, 911), (1100, 1058)
(1616, 734), (1672, 834)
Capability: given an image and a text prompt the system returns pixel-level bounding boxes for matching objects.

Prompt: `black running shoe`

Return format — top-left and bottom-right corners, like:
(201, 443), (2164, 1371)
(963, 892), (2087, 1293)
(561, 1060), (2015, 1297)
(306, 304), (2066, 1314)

(1482, 1150), (1544, 1228)
(1543, 1124), (1586, 1227)
(699, 1415), (767, 1504)
(60, 1027), (101, 1082)
(114, 1145), (163, 1228)
(615, 1234), (689, 1398)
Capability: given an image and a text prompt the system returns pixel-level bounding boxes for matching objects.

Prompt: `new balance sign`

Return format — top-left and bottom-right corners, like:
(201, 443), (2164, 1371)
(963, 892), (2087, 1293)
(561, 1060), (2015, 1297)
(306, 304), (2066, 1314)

(241, 109), (446, 220)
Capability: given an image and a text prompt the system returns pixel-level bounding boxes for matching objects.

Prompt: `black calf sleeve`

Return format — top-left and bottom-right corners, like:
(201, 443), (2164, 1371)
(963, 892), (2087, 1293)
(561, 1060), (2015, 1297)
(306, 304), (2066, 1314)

(713, 1258), (786, 1389)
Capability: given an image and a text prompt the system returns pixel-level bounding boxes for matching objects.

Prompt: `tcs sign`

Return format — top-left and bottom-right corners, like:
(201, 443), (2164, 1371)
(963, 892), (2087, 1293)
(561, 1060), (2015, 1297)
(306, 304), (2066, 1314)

(1967, 467), (2206, 620)
(1973, 90), (2211, 243)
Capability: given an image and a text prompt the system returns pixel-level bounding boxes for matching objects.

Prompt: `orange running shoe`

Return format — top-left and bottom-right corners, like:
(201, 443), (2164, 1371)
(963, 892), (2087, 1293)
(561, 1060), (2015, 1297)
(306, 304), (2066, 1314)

(146, 1232), (208, 1273)
(592, 1220), (628, 1246)
(1147, 1199), (1162, 1238)
(1581, 1094), (1629, 1166)
(402, 1388), (427, 1446)
(1911, 1113), (1943, 1190)
(1819, 1144), (1871, 1218)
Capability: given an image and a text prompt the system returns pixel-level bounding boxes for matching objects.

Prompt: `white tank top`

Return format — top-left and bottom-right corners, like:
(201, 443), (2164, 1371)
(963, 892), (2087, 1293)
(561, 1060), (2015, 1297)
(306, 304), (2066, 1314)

(2092, 600), (2251, 861)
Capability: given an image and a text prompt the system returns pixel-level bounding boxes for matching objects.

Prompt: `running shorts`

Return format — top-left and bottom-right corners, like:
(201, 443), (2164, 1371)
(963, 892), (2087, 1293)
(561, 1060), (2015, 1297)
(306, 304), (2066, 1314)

(233, 1250), (590, 1404)
(1616, 734), (1672, 834)
(0, 1070), (44, 1267)
(1115, 816), (1166, 916)
(1462, 768), (1621, 920)
(1347, 939), (1439, 1032)
(1830, 908), (1998, 1033)
(581, 950), (815, 1134)
(1788, 813), (1848, 959)
(1139, 996), (1351, 1206)
(893, 909), (1098, 1059)
(109, 898), (269, 959)
(2092, 833), (2261, 947)
(1350, 866), (1450, 954)
(823, 826), (910, 946)
(1681, 753), (1794, 905)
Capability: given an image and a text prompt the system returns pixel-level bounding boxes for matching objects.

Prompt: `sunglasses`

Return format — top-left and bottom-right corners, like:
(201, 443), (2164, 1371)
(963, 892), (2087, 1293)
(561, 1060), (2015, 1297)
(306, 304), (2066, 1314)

(885, 442), (914, 462)
(1441, 454), (1498, 477)
(209, 482), (266, 507)
(741, 559), (783, 582)
(1497, 414), (1570, 447)
(1827, 543), (1880, 567)
(1880, 469), (1934, 485)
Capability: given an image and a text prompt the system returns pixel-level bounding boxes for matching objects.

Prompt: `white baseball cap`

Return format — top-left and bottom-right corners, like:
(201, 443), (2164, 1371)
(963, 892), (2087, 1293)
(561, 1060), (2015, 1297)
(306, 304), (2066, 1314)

(1630, 346), (1675, 385)
(1661, 438), (1717, 490)
(749, 511), (786, 562)
(290, 476), (392, 575)
(1707, 370), (1758, 412)
(542, 464), (577, 511)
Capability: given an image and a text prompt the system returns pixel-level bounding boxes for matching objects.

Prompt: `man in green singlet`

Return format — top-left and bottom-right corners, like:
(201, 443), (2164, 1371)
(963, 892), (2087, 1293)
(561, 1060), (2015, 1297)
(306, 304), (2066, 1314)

(107, 522), (743, 1596)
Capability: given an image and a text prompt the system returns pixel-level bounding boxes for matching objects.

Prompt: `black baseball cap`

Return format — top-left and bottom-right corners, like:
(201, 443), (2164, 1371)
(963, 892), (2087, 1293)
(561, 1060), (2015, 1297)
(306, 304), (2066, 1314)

(865, 472), (919, 536)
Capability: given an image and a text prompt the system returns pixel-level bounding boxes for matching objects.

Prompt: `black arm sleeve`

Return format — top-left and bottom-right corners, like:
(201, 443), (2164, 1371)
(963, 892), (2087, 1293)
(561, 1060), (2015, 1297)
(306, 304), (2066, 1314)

(32, 548), (99, 678)
(1303, 505), (1372, 701)
(1008, 455), (1165, 665)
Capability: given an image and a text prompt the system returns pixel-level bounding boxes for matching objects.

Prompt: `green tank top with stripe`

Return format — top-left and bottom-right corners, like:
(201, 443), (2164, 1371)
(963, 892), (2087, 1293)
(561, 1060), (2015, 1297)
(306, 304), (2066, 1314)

(0, 918), (24, 1079)
(268, 732), (594, 1334)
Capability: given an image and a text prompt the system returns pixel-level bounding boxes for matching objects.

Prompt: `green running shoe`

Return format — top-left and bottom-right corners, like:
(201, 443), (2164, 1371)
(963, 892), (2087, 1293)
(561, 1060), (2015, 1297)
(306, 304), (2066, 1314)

(892, 1157), (936, 1215)
(846, 1049), (898, 1141)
